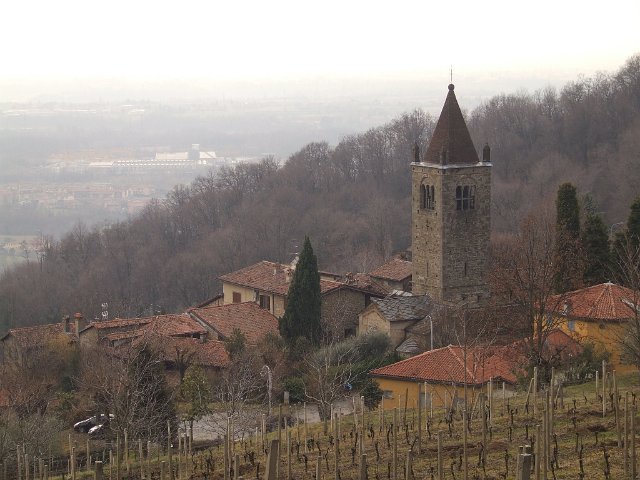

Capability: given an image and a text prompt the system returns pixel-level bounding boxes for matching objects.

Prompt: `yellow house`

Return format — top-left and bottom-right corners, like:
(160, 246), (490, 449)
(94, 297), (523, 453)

(546, 282), (638, 372)
(370, 344), (518, 410)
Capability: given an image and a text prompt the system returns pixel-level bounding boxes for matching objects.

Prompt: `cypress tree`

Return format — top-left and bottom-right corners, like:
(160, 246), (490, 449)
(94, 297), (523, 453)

(628, 196), (640, 247)
(582, 213), (611, 285)
(279, 236), (322, 345)
(554, 182), (582, 292)
(612, 196), (640, 280)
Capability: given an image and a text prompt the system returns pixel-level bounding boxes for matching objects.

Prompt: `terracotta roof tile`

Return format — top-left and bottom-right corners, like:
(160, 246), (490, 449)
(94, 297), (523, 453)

(423, 85), (480, 166)
(190, 302), (279, 345)
(88, 317), (151, 330)
(141, 314), (207, 337)
(135, 336), (230, 368)
(370, 344), (518, 386)
(369, 258), (413, 282)
(547, 283), (637, 321)
(219, 261), (342, 296)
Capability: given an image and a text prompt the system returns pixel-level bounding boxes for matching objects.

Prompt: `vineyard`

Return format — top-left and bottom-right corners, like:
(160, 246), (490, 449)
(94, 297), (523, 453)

(3, 368), (640, 480)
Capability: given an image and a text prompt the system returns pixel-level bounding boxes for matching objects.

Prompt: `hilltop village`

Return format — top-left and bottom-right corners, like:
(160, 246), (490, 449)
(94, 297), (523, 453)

(1, 83), (639, 462)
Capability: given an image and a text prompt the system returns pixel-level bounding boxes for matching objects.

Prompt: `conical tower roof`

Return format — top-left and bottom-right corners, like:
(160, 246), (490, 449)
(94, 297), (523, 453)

(423, 84), (480, 165)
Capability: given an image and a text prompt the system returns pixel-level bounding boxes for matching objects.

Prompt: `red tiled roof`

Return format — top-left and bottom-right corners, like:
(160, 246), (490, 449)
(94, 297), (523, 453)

(546, 283), (637, 321)
(141, 314), (207, 337)
(190, 302), (279, 344)
(370, 344), (517, 386)
(423, 85), (480, 166)
(219, 261), (342, 296)
(369, 258), (413, 282)
(88, 317), (151, 330)
(135, 336), (230, 368)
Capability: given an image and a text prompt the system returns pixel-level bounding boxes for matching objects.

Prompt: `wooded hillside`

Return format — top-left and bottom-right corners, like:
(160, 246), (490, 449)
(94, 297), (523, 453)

(1, 54), (639, 331)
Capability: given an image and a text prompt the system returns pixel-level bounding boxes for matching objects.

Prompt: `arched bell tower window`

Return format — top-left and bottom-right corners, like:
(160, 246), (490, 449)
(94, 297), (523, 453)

(456, 185), (476, 211)
(421, 183), (435, 210)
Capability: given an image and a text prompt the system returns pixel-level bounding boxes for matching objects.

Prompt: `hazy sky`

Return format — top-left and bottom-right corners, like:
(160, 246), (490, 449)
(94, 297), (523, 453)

(1, 0), (639, 100)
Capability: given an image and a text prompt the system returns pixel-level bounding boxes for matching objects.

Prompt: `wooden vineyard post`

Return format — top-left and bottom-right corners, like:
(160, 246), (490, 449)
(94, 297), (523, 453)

(334, 416), (340, 480)
(334, 413), (340, 480)
(359, 454), (367, 480)
(632, 403), (637, 480)
(265, 439), (280, 480)
(393, 408), (398, 480)
(316, 455), (321, 480)
(404, 451), (412, 480)
(262, 413), (266, 453)
(533, 367), (538, 416)
(147, 441), (152, 480)
(95, 461), (103, 480)
(542, 403), (547, 480)
(71, 447), (76, 480)
(417, 382), (423, 453)
(437, 431), (443, 480)
(178, 435), (183, 480)
(287, 430), (292, 480)
(517, 445), (532, 480)
(603, 360), (607, 417)
(502, 381), (506, 416)
(625, 393), (630, 478)
(304, 403), (308, 453)
(87, 439), (91, 472)
(596, 370), (599, 402)
(124, 430), (129, 476)
(234, 454), (239, 480)
(160, 461), (165, 480)
(614, 372), (622, 447)
(138, 440), (143, 479)
(223, 435), (229, 480)
(463, 409), (468, 480)
(535, 424), (541, 480)
(167, 421), (173, 480)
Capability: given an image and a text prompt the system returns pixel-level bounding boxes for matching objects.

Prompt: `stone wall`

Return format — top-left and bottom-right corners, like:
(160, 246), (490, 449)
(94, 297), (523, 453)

(411, 163), (491, 304)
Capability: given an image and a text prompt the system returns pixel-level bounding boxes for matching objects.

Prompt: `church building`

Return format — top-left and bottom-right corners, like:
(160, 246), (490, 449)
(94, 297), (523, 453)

(411, 84), (491, 305)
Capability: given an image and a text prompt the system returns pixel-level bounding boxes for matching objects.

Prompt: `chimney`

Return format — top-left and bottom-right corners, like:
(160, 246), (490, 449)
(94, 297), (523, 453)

(62, 315), (70, 333)
(74, 312), (85, 336)
(482, 143), (491, 163)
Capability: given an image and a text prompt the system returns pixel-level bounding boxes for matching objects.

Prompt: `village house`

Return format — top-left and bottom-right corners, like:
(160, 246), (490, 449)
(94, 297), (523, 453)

(188, 301), (280, 344)
(547, 282), (638, 371)
(0, 313), (85, 366)
(218, 260), (388, 339)
(368, 256), (413, 293)
(358, 294), (432, 355)
(370, 344), (518, 410)
(78, 313), (206, 348)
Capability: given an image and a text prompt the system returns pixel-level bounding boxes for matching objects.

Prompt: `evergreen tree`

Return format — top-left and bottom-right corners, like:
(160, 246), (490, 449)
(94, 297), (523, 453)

(612, 196), (640, 280)
(628, 196), (640, 247)
(582, 213), (611, 285)
(279, 236), (322, 345)
(554, 183), (583, 292)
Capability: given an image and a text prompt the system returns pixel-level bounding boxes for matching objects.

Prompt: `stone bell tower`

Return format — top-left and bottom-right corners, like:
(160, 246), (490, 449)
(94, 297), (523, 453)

(411, 84), (491, 305)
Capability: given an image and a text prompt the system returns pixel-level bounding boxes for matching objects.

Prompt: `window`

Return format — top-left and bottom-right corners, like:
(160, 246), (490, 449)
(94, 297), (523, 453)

(383, 390), (394, 399)
(259, 294), (271, 310)
(232, 292), (241, 303)
(456, 185), (476, 210)
(568, 319), (575, 332)
(421, 183), (435, 210)
(464, 261), (468, 276)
